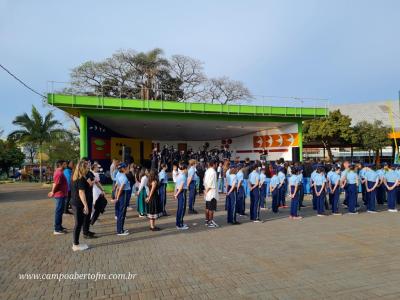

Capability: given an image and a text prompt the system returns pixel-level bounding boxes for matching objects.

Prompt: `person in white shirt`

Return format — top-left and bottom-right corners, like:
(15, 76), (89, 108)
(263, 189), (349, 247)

(90, 163), (107, 225)
(217, 162), (223, 193)
(204, 160), (219, 228)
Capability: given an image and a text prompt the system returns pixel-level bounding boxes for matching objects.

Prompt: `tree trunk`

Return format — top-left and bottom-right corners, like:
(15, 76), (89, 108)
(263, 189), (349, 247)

(327, 146), (334, 162)
(375, 149), (380, 165)
(39, 143), (43, 183)
(368, 150), (371, 163)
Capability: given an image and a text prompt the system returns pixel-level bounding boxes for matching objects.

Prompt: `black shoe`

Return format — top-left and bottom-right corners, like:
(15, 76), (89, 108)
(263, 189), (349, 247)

(300, 205), (306, 208)
(151, 227), (161, 231)
(232, 221), (241, 225)
(64, 210), (73, 215)
(87, 231), (96, 236)
(83, 234), (97, 239)
(189, 209), (198, 214)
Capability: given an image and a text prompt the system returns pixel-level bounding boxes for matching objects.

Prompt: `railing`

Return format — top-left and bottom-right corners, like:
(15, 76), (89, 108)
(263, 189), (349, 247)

(46, 81), (329, 117)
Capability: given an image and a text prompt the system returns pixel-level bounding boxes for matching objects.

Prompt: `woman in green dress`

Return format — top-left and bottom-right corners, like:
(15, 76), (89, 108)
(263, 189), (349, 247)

(136, 168), (149, 217)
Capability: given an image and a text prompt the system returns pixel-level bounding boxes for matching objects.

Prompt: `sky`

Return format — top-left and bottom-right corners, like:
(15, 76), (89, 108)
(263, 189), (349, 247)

(1, 0), (400, 135)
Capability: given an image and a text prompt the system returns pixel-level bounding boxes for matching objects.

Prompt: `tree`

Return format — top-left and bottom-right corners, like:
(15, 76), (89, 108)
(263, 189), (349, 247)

(303, 110), (356, 162)
(43, 135), (80, 166)
(353, 120), (391, 163)
(8, 106), (68, 182)
(204, 76), (252, 104)
(68, 48), (251, 104)
(0, 140), (25, 176)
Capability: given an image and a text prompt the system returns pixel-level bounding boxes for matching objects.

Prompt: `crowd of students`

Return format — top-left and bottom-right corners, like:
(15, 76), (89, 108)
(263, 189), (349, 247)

(48, 156), (400, 252)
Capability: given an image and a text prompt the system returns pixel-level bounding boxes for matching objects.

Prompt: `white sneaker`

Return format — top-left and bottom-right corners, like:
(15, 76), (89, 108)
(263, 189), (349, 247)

(53, 230), (65, 235)
(72, 244), (89, 251)
(253, 220), (261, 223)
(207, 223), (216, 228)
(367, 210), (377, 213)
(348, 212), (359, 215)
(176, 225), (189, 230)
(210, 220), (219, 227)
(117, 232), (130, 236)
(114, 216), (117, 220)
(388, 209), (398, 212)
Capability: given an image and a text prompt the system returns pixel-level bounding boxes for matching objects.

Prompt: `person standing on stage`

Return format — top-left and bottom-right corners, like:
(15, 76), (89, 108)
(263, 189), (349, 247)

(63, 160), (74, 215)
(329, 166), (341, 215)
(249, 164), (261, 222)
(383, 164), (399, 212)
(288, 167), (302, 219)
(226, 166), (240, 225)
(236, 164), (246, 216)
(111, 163), (131, 236)
(365, 164), (379, 213)
(158, 163), (168, 216)
(48, 160), (68, 235)
(204, 160), (219, 228)
(175, 163), (189, 230)
(187, 159), (198, 214)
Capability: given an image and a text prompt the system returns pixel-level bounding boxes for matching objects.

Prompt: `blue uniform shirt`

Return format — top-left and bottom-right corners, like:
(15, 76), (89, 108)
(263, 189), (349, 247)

(260, 173), (266, 185)
(188, 166), (197, 183)
(359, 168), (367, 180)
(249, 170), (260, 185)
(297, 172), (303, 185)
(327, 170), (334, 183)
(270, 175), (279, 188)
(278, 171), (285, 183)
(376, 169), (385, 179)
(175, 172), (187, 191)
(314, 173), (326, 186)
(365, 169), (378, 182)
(311, 170), (318, 183)
(159, 170), (168, 184)
(330, 173), (340, 185)
(384, 170), (398, 183)
(346, 171), (358, 184)
(236, 170), (244, 185)
(229, 173), (237, 187)
(116, 172), (131, 191)
(288, 174), (298, 186)
(63, 168), (72, 191)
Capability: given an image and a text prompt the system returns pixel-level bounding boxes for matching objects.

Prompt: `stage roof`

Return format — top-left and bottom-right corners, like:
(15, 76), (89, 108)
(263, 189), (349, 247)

(48, 93), (328, 141)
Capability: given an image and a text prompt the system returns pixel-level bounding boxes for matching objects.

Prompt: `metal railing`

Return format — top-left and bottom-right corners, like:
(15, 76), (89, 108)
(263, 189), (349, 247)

(47, 81), (329, 116)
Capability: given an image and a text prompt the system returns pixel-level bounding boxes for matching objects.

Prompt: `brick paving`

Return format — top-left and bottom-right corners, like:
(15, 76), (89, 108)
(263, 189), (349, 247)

(1, 182), (400, 299)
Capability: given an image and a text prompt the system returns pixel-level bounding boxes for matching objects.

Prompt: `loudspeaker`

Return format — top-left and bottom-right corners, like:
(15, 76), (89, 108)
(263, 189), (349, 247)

(292, 147), (300, 162)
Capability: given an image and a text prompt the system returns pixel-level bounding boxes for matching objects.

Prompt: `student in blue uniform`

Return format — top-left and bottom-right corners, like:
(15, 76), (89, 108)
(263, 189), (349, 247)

(259, 168), (267, 209)
(310, 165), (318, 210)
(358, 163), (367, 206)
(112, 163), (131, 236)
(329, 166), (341, 215)
(326, 165), (335, 206)
(158, 163), (168, 216)
(225, 165), (231, 210)
(174, 163), (189, 230)
(343, 164), (359, 214)
(236, 164), (246, 216)
(288, 167), (302, 219)
(383, 164), (399, 212)
(226, 166), (240, 224)
(364, 164), (379, 213)
(340, 161), (350, 207)
(376, 164), (386, 205)
(314, 165), (327, 216)
(297, 165), (305, 209)
(277, 167), (287, 208)
(270, 170), (280, 213)
(187, 159), (198, 214)
(249, 164), (261, 222)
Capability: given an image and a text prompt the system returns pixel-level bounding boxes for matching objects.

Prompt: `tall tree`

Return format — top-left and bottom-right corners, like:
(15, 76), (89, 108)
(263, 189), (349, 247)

(0, 140), (25, 177)
(303, 110), (356, 162)
(204, 76), (252, 104)
(353, 120), (391, 163)
(8, 106), (68, 182)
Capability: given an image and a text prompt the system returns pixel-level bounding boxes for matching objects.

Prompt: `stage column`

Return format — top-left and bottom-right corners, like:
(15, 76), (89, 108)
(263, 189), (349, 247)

(80, 113), (88, 158)
(297, 120), (303, 162)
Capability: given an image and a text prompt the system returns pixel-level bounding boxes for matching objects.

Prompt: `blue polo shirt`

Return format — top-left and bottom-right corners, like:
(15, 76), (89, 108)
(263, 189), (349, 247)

(116, 172), (131, 191)
(385, 170), (398, 183)
(249, 170), (260, 185)
(330, 173), (340, 185)
(260, 173), (266, 185)
(278, 171), (285, 184)
(236, 170), (244, 185)
(175, 172), (187, 191)
(188, 166), (197, 183)
(228, 173), (237, 187)
(270, 175), (280, 188)
(159, 170), (168, 184)
(346, 171), (358, 184)
(365, 169), (378, 182)
(288, 174), (298, 186)
(314, 173), (326, 186)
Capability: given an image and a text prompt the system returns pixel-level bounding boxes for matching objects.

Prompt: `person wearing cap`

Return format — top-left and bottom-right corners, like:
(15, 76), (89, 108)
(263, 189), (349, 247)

(288, 167), (302, 219)
(277, 166), (287, 208)
(270, 168), (280, 213)
(48, 160), (68, 235)
(226, 166), (240, 225)
(259, 167), (267, 210)
(187, 159), (198, 214)
(383, 163), (399, 212)
(364, 164), (379, 213)
(158, 163), (169, 216)
(342, 164), (359, 214)
(63, 160), (74, 215)
(175, 163), (189, 230)
(249, 164), (261, 222)
(329, 166), (342, 215)
(236, 164), (246, 216)
(314, 165), (327, 216)
(111, 163), (131, 236)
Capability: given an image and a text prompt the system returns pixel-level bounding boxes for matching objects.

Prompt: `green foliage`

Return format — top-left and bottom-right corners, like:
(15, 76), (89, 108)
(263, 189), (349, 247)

(0, 140), (25, 175)
(43, 136), (80, 166)
(353, 120), (391, 152)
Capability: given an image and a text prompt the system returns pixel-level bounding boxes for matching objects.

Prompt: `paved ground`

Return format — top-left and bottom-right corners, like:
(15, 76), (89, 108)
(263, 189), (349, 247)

(1, 182), (400, 299)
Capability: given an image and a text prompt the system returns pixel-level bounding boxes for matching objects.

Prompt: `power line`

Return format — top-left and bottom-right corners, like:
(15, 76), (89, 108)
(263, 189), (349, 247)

(0, 63), (45, 98)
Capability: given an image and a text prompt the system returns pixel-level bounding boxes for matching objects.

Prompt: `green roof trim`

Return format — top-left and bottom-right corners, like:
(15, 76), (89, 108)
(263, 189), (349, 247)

(47, 93), (328, 119)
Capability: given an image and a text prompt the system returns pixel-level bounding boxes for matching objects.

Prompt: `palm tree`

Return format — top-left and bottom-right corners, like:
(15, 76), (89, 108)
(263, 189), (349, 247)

(8, 105), (68, 182)
(133, 48), (170, 99)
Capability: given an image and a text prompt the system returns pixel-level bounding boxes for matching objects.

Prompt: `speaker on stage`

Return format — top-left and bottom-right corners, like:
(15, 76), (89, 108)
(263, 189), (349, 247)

(292, 147), (300, 162)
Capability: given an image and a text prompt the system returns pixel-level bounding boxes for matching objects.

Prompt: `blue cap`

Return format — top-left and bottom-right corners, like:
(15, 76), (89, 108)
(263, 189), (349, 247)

(117, 162), (127, 169)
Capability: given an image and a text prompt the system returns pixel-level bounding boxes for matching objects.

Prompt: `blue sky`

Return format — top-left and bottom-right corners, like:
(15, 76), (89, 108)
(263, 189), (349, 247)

(1, 0), (400, 135)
